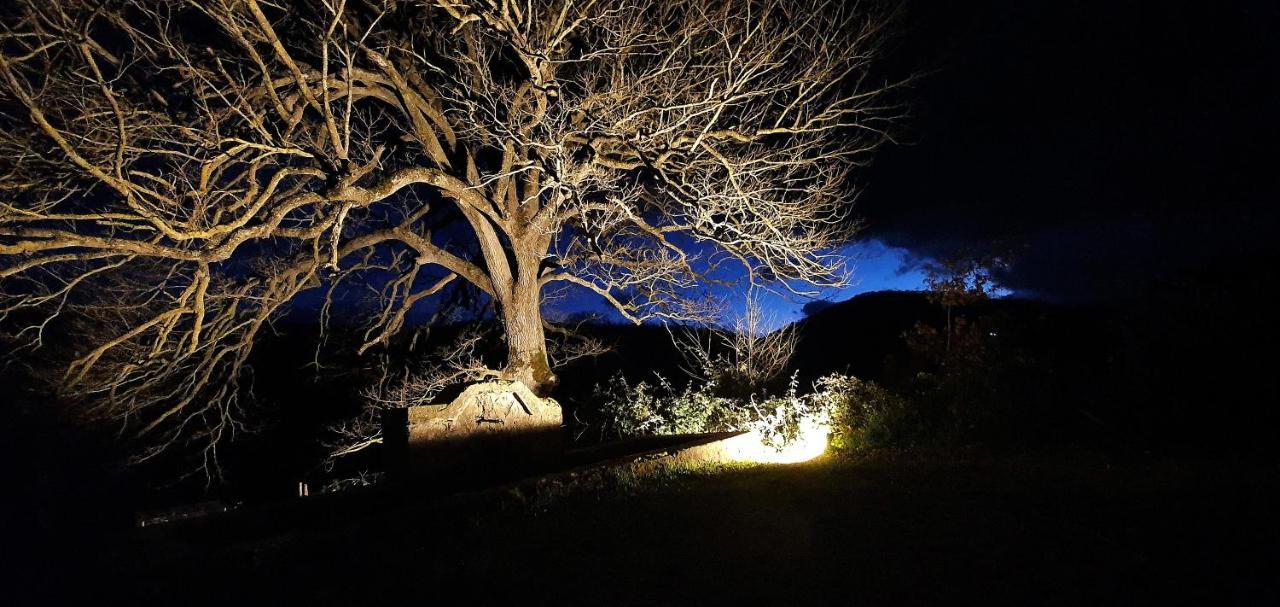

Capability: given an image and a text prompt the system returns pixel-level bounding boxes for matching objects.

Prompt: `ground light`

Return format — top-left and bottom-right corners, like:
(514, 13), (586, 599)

(722, 414), (830, 464)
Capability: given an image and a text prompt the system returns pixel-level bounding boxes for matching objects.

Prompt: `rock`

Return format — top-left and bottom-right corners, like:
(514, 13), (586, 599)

(407, 380), (561, 442)
(386, 380), (564, 481)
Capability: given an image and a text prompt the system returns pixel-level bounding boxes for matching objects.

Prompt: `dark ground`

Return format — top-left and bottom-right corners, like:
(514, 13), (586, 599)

(25, 449), (1280, 606)
(5, 283), (1277, 606)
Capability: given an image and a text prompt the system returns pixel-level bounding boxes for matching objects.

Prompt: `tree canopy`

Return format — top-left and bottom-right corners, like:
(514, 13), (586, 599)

(0, 0), (900, 473)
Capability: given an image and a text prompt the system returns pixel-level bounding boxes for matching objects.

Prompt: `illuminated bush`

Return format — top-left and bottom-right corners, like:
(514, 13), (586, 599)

(588, 371), (908, 458)
(588, 374), (743, 440)
(813, 374), (918, 450)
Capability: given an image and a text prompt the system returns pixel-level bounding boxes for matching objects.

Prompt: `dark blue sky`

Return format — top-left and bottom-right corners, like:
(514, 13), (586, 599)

(718, 240), (928, 329)
(543, 239), (930, 331)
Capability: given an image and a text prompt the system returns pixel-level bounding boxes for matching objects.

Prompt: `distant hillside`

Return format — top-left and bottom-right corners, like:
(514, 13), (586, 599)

(788, 290), (936, 381)
(787, 290), (1116, 383)
(562, 290), (1079, 389)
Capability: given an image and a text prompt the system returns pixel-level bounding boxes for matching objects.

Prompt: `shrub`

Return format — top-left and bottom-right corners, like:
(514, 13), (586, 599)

(588, 373), (742, 440)
(814, 374), (919, 450)
(744, 377), (830, 451)
(587, 370), (917, 454)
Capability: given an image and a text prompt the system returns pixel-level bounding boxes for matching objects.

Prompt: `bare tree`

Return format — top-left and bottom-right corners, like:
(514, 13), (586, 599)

(678, 296), (798, 397)
(921, 251), (1008, 354)
(0, 0), (901, 471)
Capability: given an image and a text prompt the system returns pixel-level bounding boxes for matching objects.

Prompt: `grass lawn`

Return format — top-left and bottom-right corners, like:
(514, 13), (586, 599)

(67, 450), (1280, 605)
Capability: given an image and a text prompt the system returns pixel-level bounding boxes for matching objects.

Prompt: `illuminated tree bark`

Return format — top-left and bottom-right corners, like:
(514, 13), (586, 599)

(501, 233), (557, 391)
(0, 0), (902, 472)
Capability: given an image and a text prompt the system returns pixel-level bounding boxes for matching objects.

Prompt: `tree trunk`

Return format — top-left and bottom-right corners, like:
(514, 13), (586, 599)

(500, 292), (555, 394)
(498, 243), (556, 395)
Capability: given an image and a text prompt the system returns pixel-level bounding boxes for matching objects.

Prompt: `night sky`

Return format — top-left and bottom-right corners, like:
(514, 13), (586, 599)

(858, 0), (1280, 301)
(646, 0), (1280, 325)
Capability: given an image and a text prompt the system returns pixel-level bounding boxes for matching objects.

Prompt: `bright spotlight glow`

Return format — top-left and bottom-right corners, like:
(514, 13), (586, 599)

(723, 415), (829, 464)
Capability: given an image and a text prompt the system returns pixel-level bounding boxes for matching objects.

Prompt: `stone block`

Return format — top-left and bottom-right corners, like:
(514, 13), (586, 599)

(385, 380), (564, 480)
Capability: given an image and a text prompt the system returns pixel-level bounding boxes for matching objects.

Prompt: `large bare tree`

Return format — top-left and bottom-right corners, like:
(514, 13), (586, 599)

(0, 0), (900, 467)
